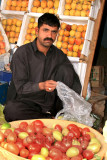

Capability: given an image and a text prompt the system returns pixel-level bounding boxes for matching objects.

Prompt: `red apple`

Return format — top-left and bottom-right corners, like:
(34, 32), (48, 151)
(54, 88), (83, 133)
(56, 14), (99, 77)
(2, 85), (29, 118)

(68, 37), (75, 45)
(75, 38), (82, 45)
(66, 24), (71, 31)
(68, 44), (73, 51)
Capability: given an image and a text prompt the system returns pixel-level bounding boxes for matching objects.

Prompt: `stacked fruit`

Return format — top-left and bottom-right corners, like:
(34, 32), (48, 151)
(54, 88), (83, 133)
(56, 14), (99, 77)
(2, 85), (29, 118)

(56, 22), (87, 57)
(63, 0), (92, 17)
(5, 0), (29, 11)
(0, 120), (102, 160)
(1, 18), (22, 44)
(23, 17), (38, 44)
(0, 31), (6, 55)
(31, 0), (60, 14)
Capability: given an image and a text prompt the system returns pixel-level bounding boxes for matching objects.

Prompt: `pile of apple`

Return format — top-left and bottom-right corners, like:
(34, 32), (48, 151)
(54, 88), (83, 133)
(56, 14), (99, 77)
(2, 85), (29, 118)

(0, 120), (102, 160)
(0, 31), (6, 55)
(56, 22), (87, 57)
(63, 0), (92, 17)
(5, 0), (29, 11)
(1, 18), (22, 44)
(23, 17), (38, 45)
(31, 0), (60, 14)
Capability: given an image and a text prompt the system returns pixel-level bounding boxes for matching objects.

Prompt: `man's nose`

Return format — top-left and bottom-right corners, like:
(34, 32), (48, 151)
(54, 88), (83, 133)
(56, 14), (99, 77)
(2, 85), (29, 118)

(47, 31), (52, 37)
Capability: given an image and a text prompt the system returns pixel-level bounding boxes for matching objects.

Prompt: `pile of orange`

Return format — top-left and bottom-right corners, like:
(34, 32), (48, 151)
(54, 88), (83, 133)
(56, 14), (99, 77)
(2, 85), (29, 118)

(31, 0), (60, 14)
(64, 0), (92, 17)
(0, 31), (6, 55)
(23, 17), (37, 44)
(5, 0), (29, 11)
(2, 18), (22, 44)
(56, 22), (87, 57)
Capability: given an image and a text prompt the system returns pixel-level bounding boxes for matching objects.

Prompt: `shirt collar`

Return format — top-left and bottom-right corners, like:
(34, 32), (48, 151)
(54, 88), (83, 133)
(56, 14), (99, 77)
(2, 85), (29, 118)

(32, 38), (54, 54)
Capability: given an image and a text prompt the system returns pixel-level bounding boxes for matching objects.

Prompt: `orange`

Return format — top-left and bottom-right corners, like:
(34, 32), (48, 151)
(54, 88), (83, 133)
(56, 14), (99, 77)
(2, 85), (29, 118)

(43, 7), (49, 13)
(33, 0), (41, 7)
(37, 7), (43, 13)
(31, 7), (37, 12)
(25, 34), (32, 40)
(6, 0), (12, 6)
(0, 35), (4, 41)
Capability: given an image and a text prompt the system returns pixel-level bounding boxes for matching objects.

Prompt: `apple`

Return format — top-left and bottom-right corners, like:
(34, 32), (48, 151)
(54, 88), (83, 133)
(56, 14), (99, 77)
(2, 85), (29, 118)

(71, 3), (76, 10)
(65, 3), (71, 10)
(54, 1), (59, 9)
(75, 32), (82, 38)
(1, 123), (11, 130)
(0, 42), (5, 49)
(66, 147), (79, 158)
(76, 4), (82, 11)
(73, 51), (78, 57)
(68, 44), (73, 51)
(66, 24), (71, 31)
(61, 48), (68, 54)
(59, 29), (64, 36)
(53, 130), (63, 141)
(61, 23), (67, 29)
(65, 0), (72, 3)
(81, 31), (86, 38)
(72, 24), (77, 31)
(68, 37), (75, 44)
(79, 44), (83, 51)
(81, 10), (87, 17)
(62, 36), (69, 42)
(62, 42), (68, 49)
(70, 30), (75, 37)
(77, 25), (84, 32)
(56, 41), (62, 49)
(75, 10), (81, 16)
(64, 9), (70, 16)
(89, 138), (101, 145)
(83, 24), (87, 31)
(72, 140), (80, 146)
(75, 38), (82, 45)
(57, 35), (63, 41)
(67, 51), (73, 57)
(73, 45), (79, 52)
(64, 30), (70, 37)
(70, 10), (76, 16)
(82, 4), (88, 10)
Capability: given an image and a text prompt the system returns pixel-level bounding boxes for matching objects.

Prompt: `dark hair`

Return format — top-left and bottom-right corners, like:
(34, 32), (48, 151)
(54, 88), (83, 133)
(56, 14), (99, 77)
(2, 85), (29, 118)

(38, 13), (60, 29)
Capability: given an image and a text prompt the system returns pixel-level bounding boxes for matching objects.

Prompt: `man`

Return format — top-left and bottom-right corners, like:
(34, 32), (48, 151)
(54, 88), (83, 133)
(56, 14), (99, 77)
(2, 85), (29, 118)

(4, 13), (81, 122)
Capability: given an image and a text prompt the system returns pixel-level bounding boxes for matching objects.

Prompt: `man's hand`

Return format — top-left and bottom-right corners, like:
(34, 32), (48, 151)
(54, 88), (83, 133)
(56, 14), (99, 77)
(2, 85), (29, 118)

(39, 80), (57, 92)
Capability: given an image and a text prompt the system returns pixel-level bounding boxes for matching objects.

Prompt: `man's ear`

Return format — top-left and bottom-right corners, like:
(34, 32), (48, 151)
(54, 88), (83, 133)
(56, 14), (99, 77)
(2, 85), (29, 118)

(35, 27), (38, 36)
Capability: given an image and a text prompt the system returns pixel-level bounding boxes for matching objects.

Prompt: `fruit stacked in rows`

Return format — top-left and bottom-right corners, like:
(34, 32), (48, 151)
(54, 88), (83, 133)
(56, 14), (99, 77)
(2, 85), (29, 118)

(0, 120), (102, 160)
(56, 22), (87, 57)
(1, 18), (22, 44)
(23, 17), (38, 45)
(31, 0), (60, 14)
(5, 0), (29, 11)
(64, 0), (92, 17)
(0, 31), (6, 55)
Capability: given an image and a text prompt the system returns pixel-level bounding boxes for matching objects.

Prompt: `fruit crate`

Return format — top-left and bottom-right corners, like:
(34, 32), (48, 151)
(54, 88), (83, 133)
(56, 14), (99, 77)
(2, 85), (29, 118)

(0, 0), (29, 15)
(0, 12), (24, 45)
(28, 0), (61, 15)
(0, 119), (107, 160)
(0, 81), (8, 105)
(58, 0), (100, 20)
(54, 18), (94, 60)
(17, 13), (39, 46)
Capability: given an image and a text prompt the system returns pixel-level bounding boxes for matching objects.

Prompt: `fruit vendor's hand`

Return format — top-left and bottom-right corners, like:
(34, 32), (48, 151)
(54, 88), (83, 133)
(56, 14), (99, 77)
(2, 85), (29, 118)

(39, 80), (57, 92)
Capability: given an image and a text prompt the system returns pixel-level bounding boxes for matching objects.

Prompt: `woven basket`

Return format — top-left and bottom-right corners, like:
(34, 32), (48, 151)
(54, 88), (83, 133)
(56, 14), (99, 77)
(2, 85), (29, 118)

(0, 119), (107, 160)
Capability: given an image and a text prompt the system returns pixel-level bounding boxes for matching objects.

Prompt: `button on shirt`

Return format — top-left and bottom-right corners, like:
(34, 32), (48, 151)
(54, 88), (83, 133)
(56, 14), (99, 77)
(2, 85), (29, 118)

(10, 39), (74, 113)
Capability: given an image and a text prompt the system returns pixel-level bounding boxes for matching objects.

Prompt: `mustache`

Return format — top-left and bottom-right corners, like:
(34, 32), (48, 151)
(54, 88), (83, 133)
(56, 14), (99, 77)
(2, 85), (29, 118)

(44, 38), (53, 42)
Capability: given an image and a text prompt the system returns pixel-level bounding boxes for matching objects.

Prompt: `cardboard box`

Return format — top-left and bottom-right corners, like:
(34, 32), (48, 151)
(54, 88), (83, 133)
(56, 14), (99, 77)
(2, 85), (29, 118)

(90, 66), (104, 87)
(0, 81), (8, 105)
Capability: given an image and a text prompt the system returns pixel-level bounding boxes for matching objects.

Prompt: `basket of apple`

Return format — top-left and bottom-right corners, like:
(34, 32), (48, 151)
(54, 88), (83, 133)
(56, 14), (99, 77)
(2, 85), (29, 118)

(0, 119), (106, 160)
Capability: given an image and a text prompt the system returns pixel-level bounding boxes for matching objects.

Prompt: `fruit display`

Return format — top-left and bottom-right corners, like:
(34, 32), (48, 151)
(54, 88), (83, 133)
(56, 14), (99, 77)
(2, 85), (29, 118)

(1, 17), (23, 44)
(0, 31), (6, 55)
(0, 119), (106, 160)
(31, 0), (60, 14)
(4, 0), (29, 11)
(0, 23), (10, 56)
(23, 17), (38, 45)
(62, 0), (93, 17)
(56, 22), (87, 57)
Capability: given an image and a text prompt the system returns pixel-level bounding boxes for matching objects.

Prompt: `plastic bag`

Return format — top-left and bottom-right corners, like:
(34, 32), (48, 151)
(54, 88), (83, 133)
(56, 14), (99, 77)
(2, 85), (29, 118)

(0, 104), (7, 125)
(55, 82), (95, 127)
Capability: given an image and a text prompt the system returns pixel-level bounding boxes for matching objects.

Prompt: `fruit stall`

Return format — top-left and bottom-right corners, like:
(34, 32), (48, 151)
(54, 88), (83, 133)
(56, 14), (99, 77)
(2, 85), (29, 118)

(0, 0), (107, 159)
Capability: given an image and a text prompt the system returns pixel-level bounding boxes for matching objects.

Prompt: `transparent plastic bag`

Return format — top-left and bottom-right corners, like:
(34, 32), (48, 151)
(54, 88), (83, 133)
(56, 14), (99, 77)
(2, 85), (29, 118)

(55, 82), (95, 127)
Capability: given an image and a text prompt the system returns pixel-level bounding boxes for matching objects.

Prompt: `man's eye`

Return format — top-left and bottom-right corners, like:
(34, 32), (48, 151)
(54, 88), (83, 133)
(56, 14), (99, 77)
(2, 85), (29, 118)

(52, 31), (57, 34)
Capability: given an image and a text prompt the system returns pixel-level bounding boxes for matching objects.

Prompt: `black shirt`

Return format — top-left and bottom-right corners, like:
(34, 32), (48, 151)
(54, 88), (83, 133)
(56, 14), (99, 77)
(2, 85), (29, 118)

(9, 39), (78, 113)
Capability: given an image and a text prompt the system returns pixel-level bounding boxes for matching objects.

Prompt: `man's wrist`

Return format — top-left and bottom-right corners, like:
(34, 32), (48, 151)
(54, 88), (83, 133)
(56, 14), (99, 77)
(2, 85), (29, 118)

(39, 82), (44, 90)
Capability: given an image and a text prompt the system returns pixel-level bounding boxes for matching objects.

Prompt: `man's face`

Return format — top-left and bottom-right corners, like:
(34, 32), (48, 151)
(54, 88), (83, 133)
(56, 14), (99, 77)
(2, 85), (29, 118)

(37, 24), (58, 48)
